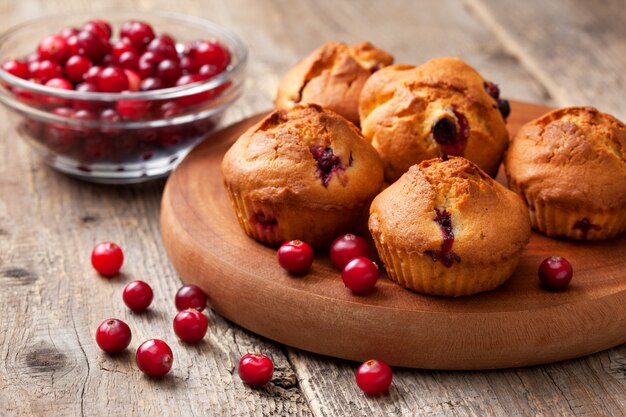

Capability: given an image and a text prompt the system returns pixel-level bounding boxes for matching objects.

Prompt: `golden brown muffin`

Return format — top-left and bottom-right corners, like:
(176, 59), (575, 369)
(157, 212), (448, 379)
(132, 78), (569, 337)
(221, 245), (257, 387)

(505, 106), (626, 240)
(275, 41), (393, 125)
(369, 157), (530, 297)
(222, 104), (384, 248)
(359, 57), (510, 182)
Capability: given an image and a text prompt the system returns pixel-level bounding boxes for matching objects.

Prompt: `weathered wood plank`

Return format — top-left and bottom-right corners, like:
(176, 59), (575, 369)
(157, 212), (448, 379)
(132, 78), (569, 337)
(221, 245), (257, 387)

(466, 0), (626, 120)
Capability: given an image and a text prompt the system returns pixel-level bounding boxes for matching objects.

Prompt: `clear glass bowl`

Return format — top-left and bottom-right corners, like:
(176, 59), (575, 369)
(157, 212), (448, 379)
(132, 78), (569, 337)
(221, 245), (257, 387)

(0, 11), (247, 183)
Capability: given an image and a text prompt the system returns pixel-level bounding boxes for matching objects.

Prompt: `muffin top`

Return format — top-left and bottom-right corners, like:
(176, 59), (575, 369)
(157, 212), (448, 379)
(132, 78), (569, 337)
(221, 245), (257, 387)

(359, 57), (509, 182)
(222, 104), (384, 207)
(369, 157), (530, 265)
(275, 41), (393, 125)
(505, 107), (626, 210)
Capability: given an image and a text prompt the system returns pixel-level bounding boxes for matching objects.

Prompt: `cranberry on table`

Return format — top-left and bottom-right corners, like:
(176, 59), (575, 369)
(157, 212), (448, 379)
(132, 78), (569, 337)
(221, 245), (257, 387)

(538, 256), (573, 290)
(356, 359), (393, 395)
(342, 256), (379, 294)
(136, 339), (173, 377)
(95, 318), (132, 354)
(173, 309), (208, 343)
(38, 35), (70, 63)
(330, 234), (370, 269)
(277, 240), (314, 275)
(64, 55), (92, 83)
(120, 21), (156, 49)
(175, 284), (207, 312)
(1, 59), (29, 79)
(91, 241), (124, 276)
(238, 353), (274, 386)
(122, 280), (154, 313)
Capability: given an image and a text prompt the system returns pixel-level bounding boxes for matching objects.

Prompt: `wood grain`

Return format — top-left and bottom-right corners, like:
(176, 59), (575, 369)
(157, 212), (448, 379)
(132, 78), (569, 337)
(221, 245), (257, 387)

(0, 0), (624, 416)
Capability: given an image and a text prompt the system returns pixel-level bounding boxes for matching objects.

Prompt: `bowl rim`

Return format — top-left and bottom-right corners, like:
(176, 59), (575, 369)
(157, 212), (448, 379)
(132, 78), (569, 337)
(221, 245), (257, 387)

(0, 10), (248, 101)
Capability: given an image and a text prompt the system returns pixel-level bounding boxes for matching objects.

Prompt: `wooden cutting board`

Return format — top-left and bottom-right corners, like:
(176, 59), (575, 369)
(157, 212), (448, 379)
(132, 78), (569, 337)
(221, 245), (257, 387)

(160, 101), (626, 370)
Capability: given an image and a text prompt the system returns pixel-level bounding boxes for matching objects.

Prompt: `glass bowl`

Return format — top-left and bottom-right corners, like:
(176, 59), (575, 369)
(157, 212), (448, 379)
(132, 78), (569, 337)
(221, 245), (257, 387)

(0, 11), (247, 183)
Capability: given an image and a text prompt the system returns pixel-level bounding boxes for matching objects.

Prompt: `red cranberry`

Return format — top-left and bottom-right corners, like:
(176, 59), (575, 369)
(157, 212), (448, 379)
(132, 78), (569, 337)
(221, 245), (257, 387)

(111, 39), (136, 60)
(310, 145), (344, 187)
(136, 339), (173, 377)
(140, 77), (164, 91)
(45, 109), (77, 152)
(38, 35), (70, 63)
(342, 257), (379, 294)
(98, 67), (129, 92)
(173, 309), (208, 343)
(116, 96), (150, 120)
(75, 30), (109, 63)
(137, 51), (162, 78)
(83, 65), (103, 84)
(175, 284), (207, 312)
(192, 40), (230, 70)
(95, 318), (132, 354)
(82, 20), (112, 40)
(356, 359), (392, 395)
(180, 56), (199, 74)
(91, 241), (124, 276)
(198, 64), (220, 80)
(99, 108), (121, 135)
(175, 74), (212, 107)
(157, 100), (182, 118)
(277, 240), (314, 275)
(73, 83), (101, 110)
(330, 234), (370, 269)
(123, 280), (154, 313)
(156, 59), (182, 85)
(116, 50), (139, 71)
(538, 256), (573, 290)
(83, 135), (110, 160)
(120, 21), (155, 49)
(146, 34), (178, 60)
(1, 59), (29, 79)
(44, 78), (74, 106)
(64, 55), (92, 83)
(59, 27), (79, 40)
(33, 60), (63, 83)
(124, 69), (141, 91)
(238, 353), (274, 386)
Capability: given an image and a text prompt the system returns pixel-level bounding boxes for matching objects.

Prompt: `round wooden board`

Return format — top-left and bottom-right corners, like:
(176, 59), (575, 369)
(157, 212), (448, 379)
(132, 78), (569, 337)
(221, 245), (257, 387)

(160, 101), (626, 370)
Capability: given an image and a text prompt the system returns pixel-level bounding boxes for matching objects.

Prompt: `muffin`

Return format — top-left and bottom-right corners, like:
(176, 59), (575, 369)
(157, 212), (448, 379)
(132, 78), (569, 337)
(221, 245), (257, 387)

(369, 157), (530, 297)
(359, 57), (510, 182)
(275, 41), (393, 125)
(505, 106), (626, 240)
(222, 104), (384, 248)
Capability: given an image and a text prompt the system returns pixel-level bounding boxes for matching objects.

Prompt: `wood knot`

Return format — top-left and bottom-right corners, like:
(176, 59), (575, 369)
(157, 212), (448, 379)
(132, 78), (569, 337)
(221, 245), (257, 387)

(2, 268), (38, 285)
(24, 345), (68, 373)
(81, 214), (99, 223)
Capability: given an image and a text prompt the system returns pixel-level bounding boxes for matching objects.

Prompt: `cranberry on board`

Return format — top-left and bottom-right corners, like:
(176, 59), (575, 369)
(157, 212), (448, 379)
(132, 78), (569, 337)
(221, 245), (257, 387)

(342, 256), (379, 294)
(356, 359), (393, 395)
(1, 59), (29, 79)
(538, 256), (573, 290)
(173, 309), (209, 343)
(136, 339), (173, 377)
(38, 35), (70, 63)
(175, 284), (207, 312)
(122, 280), (154, 313)
(91, 241), (124, 276)
(330, 234), (370, 269)
(277, 240), (314, 275)
(95, 318), (132, 353)
(238, 353), (274, 386)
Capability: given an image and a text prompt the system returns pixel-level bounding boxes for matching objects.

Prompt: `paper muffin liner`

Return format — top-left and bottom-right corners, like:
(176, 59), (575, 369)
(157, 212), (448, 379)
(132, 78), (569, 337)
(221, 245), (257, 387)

(507, 179), (626, 240)
(224, 184), (369, 248)
(371, 235), (522, 297)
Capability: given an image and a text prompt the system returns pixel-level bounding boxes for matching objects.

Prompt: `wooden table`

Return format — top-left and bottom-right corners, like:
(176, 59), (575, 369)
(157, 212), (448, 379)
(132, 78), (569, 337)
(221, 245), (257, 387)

(0, 1), (624, 416)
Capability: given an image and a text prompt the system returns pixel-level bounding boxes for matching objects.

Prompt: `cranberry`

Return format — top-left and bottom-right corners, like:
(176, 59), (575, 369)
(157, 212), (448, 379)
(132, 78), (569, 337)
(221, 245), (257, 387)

(173, 309), (208, 343)
(137, 51), (162, 78)
(342, 257), (379, 294)
(59, 27), (79, 40)
(175, 74), (210, 107)
(330, 234), (370, 269)
(310, 146), (344, 187)
(116, 96), (150, 120)
(140, 77), (164, 91)
(45, 109), (77, 152)
(100, 108), (121, 134)
(175, 284), (207, 312)
(117, 50), (139, 71)
(95, 318), (132, 354)
(83, 65), (103, 84)
(98, 67), (129, 92)
(238, 353), (274, 386)
(198, 64), (220, 80)
(64, 55), (92, 83)
(124, 69), (141, 91)
(74, 83), (101, 110)
(192, 40), (230, 70)
(91, 241), (124, 276)
(498, 99), (511, 120)
(146, 34), (178, 60)
(425, 208), (460, 267)
(156, 59), (182, 85)
(83, 135), (110, 160)
(122, 280), (154, 312)
(277, 240), (314, 275)
(38, 35), (70, 63)
(180, 56), (199, 74)
(136, 339), (173, 377)
(111, 39), (136, 60)
(33, 60), (63, 83)
(1, 59), (29, 79)
(538, 256), (573, 290)
(120, 21), (156, 49)
(82, 20), (111, 40)
(356, 359), (392, 395)
(75, 30), (109, 63)
(157, 100), (182, 118)
(44, 78), (74, 106)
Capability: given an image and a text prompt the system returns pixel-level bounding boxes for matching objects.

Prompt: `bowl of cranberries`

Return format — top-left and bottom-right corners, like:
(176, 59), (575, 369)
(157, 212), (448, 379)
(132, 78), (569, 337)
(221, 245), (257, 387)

(0, 11), (246, 183)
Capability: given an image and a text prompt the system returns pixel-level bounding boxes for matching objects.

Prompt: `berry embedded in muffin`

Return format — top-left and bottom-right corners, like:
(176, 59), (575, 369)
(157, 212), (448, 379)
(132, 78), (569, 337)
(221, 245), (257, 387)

(369, 156), (531, 297)
(275, 41), (393, 125)
(359, 57), (510, 182)
(505, 106), (626, 240)
(221, 104), (384, 248)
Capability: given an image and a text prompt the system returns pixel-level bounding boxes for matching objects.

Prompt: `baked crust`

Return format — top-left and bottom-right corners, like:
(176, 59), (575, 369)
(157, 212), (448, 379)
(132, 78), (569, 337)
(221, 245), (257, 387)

(275, 41), (393, 125)
(359, 57), (509, 182)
